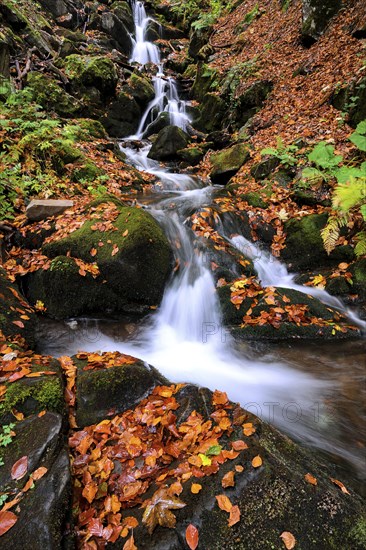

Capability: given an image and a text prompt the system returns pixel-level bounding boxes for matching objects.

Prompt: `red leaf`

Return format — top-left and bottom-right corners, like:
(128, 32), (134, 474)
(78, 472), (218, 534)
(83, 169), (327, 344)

(12, 320), (24, 329)
(0, 511), (18, 536)
(186, 524), (199, 550)
(11, 456), (28, 480)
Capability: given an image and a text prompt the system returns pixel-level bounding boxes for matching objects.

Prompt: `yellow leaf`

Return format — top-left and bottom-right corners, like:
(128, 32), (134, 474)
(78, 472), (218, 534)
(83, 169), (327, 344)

(330, 478), (350, 494)
(216, 494), (232, 512)
(251, 455), (262, 468)
(191, 483), (202, 494)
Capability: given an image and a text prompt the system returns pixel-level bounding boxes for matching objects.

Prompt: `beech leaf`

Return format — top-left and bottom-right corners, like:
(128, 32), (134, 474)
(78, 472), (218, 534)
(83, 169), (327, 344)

(280, 531), (296, 549)
(228, 504), (240, 527)
(216, 494), (232, 512)
(0, 511), (18, 537)
(11, 456), (28, 480)
(186, 524), (199, 550)
(251, 455), (262, 468)
(123, 534), (137, 550)
(304, 473), (317, 486)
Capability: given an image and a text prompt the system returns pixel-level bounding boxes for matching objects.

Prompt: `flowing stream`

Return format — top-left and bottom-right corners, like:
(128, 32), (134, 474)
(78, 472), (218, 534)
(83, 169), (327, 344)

(39, 1), (365, 488)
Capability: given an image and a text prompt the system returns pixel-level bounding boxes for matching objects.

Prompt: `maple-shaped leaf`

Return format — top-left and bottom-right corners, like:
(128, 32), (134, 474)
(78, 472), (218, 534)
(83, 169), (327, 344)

(142, 485), (186, 534)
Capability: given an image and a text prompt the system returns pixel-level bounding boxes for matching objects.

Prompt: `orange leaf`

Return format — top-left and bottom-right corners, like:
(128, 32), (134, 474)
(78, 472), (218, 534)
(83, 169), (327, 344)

(228, 505), (240, 527)
(0, 511), (17, 536)
(82, 481), (98, 504)
(191, 483), (202, 494)
(123, 534), (137, 550)
(251, 455), (262, 468)
(12, 320), (24, 329)
(280, 531), (296, 549)
(90, 248), (97, 257)
(222, 471), (235, 488)
(330, 478), (350, 494)
(11, 410), (24, 421)
(123, 229), (129, 237)
(235, 465), (244, 473)
(186, 524), (199, 550)
(32, 466), (48, 481)
(212, 390), (228, 405)
(243, 423), (256, 436)
(111, 244), (119, 256)
(11, 456), (28, 480)
(304, 473), (317, 486)
(216, 494), (232, 512)
(232, 440), (248, 451)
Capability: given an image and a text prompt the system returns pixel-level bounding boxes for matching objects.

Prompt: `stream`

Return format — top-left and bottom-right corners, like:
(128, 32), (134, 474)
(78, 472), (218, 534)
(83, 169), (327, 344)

(39, 1), (365, 491)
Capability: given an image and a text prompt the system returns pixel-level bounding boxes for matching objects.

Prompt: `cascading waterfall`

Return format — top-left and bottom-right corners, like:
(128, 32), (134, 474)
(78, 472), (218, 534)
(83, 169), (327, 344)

(41, 1), (365, 476)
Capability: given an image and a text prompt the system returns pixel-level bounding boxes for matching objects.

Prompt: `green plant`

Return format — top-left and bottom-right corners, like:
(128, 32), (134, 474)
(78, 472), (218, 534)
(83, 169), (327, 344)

(0, 422), (16, 467)
(350, 120), (366, 151)
(243, 3), (260, 25)
(260, 137), (298, 168)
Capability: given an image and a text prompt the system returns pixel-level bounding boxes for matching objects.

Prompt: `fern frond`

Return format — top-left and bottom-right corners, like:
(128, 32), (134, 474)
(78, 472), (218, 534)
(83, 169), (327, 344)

(321, 215), (345, 254)
(354, 232), (366, 257)
(332, 177), (366, 211)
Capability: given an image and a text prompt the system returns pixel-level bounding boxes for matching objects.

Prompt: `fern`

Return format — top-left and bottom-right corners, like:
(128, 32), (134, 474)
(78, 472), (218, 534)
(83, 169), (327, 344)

(332, 178), (366, 211)
(321, 215), (347, 254)
(355, 232), (366, 256)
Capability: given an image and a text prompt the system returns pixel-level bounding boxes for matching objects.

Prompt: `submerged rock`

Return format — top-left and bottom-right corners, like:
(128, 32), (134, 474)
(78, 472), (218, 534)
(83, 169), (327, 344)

(210, 143), (250, 185)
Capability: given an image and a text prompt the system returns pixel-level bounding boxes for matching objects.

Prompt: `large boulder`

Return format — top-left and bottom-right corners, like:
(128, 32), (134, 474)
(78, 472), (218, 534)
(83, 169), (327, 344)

(89, 11), (132, 56)
(332, 76), (366, 128)
(282, 213), (355, 271)
(69, 379), (366, 549)
(210, 143), (250, 185)
(217, 284), (360, 340)
(301, 0), (342, 45)
(26, 201), (173, 318)
(26, 72), (80, 117)
(234, 80), (273, 127)
(0, 412), (71, 549)
(123, 72), (155, 109)
(0, 267), (37, 347)
(63, 54), (118, 98)
(148, 125), (190, 161)
(102, 91), (141, 137)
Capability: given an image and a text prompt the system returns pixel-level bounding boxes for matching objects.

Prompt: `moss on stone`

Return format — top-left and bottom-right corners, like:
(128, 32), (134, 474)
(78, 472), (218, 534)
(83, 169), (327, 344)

(26, 72), (79, 117)
(210, 143), (250, 185)
(0, 376), (64, 417)
(64, 54), (118, 96)
(72, 159), (104, 182)
(238, 192), (267, 209)
(125, 72), (155, 107)
(73, 119), (107, 139)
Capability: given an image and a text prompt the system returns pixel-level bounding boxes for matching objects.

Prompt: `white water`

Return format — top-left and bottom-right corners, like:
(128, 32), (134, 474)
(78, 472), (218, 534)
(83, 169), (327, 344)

(46, 1), (365, 473)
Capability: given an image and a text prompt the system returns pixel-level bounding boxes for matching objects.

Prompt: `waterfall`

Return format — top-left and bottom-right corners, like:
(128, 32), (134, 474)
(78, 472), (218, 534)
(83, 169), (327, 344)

(40, 1), (365, 475)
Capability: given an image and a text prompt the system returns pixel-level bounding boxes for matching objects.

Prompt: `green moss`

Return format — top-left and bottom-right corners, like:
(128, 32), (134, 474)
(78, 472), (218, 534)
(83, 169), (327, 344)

(0, 384), (32, 414)
(239, 192), (267, 209)
(210, 143), (250, 184)
(26, 73), (79, 117)
(33, 378), (63, 412)
(64, 55), (118, 95)
(126, 73), (155, 107)
(349, 517), (366, 547)
(72, 160), (104, 182)
(75, 119), (107, 139)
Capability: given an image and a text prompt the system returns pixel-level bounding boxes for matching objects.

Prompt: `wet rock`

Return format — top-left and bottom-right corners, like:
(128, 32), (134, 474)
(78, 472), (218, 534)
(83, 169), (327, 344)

(148, 125), (190, 161)
(102, 91), (141, 137)
(142, 111), (170, 139)
(332, 76), (366, 128)
(282, 213), (355, 271)
(301, 0), (342, 45)
(123, 72), (155, 109)
(0, 267), (37, 347)
(110, 0), (134, 32)
(26, 199), (74, 222)
(176, 144), (210, 166)
(210, 143), (250, 185)
(195, 92), (226, 133)
(26, 200), (173, 318)
(0, 412), (71, 550)
(74, 354), (168, 427)
(250, 156), (280, 181)
(94, 11), (132, 56)
(218, 284), (360, 340)
(189, 26), (213, 59)
(234, 80), (273, 126)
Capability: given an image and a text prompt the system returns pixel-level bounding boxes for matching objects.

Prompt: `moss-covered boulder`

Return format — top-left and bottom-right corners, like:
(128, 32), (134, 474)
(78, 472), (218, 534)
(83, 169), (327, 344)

(73, 352), (168, 427)
(64, 54), (118, 97)
(332, 76), (366, 128)
(177, 145), (208, 166)
(350, 258), (366, 300)
(0, 412), (71, 550)
(282, 213), (355, 271)
(210, 143), (250, 185)
(195, 92), (226, 133)
(217, 284), (360, 340)
(102, 91), (141, 137)
(234, 80), (273, 127)
(148, 125), (190, 161)
(192, 63), (218, 103)
(26, 202), (173, 318)
(111, 1), (134, 32)
(142, 111), (170, 139)
(0, 267), (37, 347)
(250, 156), (280, 181)
(26, 72), (80, 116)
(301, 0), (342, 45)
(123, 72), (155, 109)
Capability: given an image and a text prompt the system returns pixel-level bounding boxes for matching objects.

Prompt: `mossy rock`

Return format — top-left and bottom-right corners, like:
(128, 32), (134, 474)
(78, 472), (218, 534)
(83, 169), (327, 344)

(0, 358), (65, 424)
(177, 145), (206, 165)
(26, 72), (80, 117)
(217, 284), (359, 339)
(110, 1), (134, 32)
(148, 125), (190, 161)
(75, 118), (107, 139)
(0, 412), (71, 550)
(301, 0), (342, 45)
(210, 143), (250, 185)
(32, 202), (173, 315)
(192, 63), (218, 103)
(71, 159), (104, 182)
(195, 92), (226, 133)
(63, 54), (118, 96)
(234, 80), (273, 127)
(250, 156), (280, 181)
(0, 267), (37, 347)
(74, 354), (169, 427)
(332, 76), (366, 128)
(238, 192), (268, 209)
(282, 213), (355, 270)
(142, 111), (170, 139)
(124, 72), (155, 108)
(350, 258), (366, 299)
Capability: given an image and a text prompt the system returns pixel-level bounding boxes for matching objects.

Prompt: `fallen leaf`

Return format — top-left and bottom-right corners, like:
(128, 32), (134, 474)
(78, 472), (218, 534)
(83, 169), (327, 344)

(123, 229), (129, 237)
(212, 390), (228, 405)
(12, 320), (24, 329)
(243, 423), (256, 436)
(11, 456), (28, 480)
(228, 505), (240, 527)
(222, 471), (235, 488)
(232, 440), (248, 451)
(142, 486), (186, 534)
(330, 478), (350, 494)
(191, 483), (202, 494)
(216, 494), (232, 512)
(251, 455), (262, 468)
(90, 248), (97, 257)
(280, 531), (296, 549)
(123, 534), (137, 550)
(186, 524), (199, 550)
(32, 466), (48, 481)
(0, 511), (17, 536)
(304, 473), (317, 486)
(82, 481), (98, 504)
